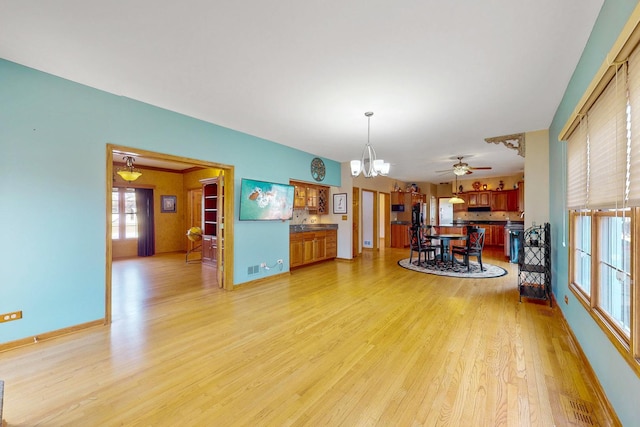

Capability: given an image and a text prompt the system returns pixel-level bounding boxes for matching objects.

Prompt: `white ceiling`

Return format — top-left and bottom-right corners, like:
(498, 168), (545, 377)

(0, 1), (603, 183)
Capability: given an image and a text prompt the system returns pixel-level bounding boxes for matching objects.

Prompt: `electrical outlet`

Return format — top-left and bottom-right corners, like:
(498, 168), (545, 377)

(260, 262), (267, 268)
(277, 259), (283, 264)
(0, 310), (22, 323)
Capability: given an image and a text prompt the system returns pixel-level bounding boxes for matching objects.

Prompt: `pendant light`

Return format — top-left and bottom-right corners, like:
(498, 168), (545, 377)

(350, 112), (390, 178)
(116, 156), (142, 182)
(449, 174), (465, 204)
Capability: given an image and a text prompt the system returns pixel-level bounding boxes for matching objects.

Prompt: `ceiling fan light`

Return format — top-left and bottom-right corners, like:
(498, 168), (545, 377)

(453, 167), (467, 176)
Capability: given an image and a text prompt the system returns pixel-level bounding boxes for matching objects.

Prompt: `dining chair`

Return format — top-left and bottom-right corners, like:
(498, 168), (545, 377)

(409, 227), (439, 266)
(451, 227), (486, 271)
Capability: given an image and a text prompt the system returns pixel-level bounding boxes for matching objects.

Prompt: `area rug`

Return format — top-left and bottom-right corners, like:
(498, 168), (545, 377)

(397, 258), (508, 279)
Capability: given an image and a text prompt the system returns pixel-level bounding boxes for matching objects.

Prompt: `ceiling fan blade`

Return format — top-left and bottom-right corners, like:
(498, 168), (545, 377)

(468, 166), (492, 170)
(436, 169), (452, 173)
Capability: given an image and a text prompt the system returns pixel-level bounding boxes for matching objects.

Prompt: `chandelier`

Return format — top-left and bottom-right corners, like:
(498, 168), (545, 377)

(116, 156), (142, 182)
(350, 112), (390, 178)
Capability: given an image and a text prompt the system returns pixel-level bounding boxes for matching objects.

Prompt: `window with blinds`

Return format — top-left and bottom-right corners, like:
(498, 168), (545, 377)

(563, 12), (640, 377)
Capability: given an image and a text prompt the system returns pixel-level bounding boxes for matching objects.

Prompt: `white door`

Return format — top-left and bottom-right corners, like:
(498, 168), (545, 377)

(438, 197), (453, 225)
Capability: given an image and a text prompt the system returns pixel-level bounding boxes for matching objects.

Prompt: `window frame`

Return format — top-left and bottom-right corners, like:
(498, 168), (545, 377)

(112, 187), (138, 240)
(569, 207), (640, 372)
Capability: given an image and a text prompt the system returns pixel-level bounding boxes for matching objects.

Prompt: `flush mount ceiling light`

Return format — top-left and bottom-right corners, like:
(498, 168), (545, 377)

(116, 156), (142, 182)
(350, 112), (390, 178)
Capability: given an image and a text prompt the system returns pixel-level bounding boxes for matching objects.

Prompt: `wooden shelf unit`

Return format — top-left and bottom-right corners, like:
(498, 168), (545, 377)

(200, 177), (223, 265)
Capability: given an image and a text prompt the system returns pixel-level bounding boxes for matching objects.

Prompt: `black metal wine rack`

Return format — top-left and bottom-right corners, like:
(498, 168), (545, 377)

(518, 223), (552, 306)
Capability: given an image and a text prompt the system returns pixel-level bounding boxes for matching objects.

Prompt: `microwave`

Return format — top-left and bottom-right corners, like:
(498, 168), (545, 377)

(391, 204), (405, 212)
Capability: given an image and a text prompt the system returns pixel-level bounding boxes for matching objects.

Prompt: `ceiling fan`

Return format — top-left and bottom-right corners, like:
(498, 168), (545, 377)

(437, 156), (492, 176)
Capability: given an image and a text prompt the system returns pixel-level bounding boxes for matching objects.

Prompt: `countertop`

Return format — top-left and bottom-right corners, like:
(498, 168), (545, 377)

(290, 224), (338, 233)
(446, 220), (524, 227)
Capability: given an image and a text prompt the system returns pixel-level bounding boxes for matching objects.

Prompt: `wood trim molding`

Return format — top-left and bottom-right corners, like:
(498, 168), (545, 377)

(0, 319), (104, 353)
(559, 3), (640, 141)
(556, 307), (623, 425)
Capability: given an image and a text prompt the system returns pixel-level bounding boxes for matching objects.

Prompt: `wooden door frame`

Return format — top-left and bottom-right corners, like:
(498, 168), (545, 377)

(352, 187), (360, 258)
(186, 188), (203, 254)
(360, 189), (379, 251)
(105, 144), (235, 325)
(380, 192), (391, 248)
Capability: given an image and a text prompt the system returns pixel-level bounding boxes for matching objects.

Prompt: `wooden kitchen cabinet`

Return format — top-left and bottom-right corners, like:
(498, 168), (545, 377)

(453, 194), (467, 212)
(391, 191), (404, 205)
(507, 189), (519, 211)
(290, 229), (337, 268)
(494, 224), (505, 246)
(391, 224), (411, 248)
(478, 191), (490, 207)
(411, 193), (425, 205)
(490, 191), (508, 211)
(467, 191), (490, 207)
(480, 224), (505, 247)
(290, 233), (304, 268)
(291, 180), (329, 214)
(326, 229), (337, 258)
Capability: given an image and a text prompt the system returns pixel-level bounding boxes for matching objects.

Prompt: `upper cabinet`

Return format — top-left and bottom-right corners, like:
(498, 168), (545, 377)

(291, 180), (329, 214)
(455, 187), (522, 212)
(468, 191), (490, 207)
(490, 191), (508, 211)
(453, 194), (467, 212)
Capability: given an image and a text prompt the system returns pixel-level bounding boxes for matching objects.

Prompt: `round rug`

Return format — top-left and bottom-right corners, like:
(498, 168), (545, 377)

(397, 258), (508, 279)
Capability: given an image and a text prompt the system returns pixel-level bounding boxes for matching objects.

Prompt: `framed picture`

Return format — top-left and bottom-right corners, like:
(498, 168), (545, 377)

(161, 195), (177, 213)
(333, 193), (347, 214)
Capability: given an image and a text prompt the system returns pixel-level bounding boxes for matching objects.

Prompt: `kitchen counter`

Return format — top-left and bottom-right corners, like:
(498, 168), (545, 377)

(444, 220), (524, 227)
(290, 223), (338, 233)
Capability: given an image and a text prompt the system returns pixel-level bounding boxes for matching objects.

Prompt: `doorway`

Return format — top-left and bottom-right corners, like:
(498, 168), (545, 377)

(352, 187), (360, 257)
(106, 144), (235, 324)
(438, 197), (454, 225)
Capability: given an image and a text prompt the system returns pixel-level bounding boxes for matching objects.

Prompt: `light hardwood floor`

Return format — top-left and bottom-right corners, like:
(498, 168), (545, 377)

(1, 247), (619, 426)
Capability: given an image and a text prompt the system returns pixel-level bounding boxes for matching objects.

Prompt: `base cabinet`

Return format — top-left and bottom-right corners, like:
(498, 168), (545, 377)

(290, 229), (337, 268)
(202, 235), (217, 265)
(391, 224), (410, 248)
(326, 230), (337, 258)
(290, 234), (304, 268)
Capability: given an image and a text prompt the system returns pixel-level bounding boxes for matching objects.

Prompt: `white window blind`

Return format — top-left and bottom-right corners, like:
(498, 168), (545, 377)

(627, 47), (640, 206)
(567, 118), (588, 210)
(588, 65), (628, 209)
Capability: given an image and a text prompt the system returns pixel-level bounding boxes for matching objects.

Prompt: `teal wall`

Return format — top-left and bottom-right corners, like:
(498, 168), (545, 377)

(549, 1), (639, 425)
(0, 59), (340, 343)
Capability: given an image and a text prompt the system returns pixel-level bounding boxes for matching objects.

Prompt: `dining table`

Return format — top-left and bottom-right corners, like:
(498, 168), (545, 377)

(426, 233), (468, 262)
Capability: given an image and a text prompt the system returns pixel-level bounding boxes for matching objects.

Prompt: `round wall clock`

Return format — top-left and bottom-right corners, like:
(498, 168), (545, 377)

(311, 157), (326, 181)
